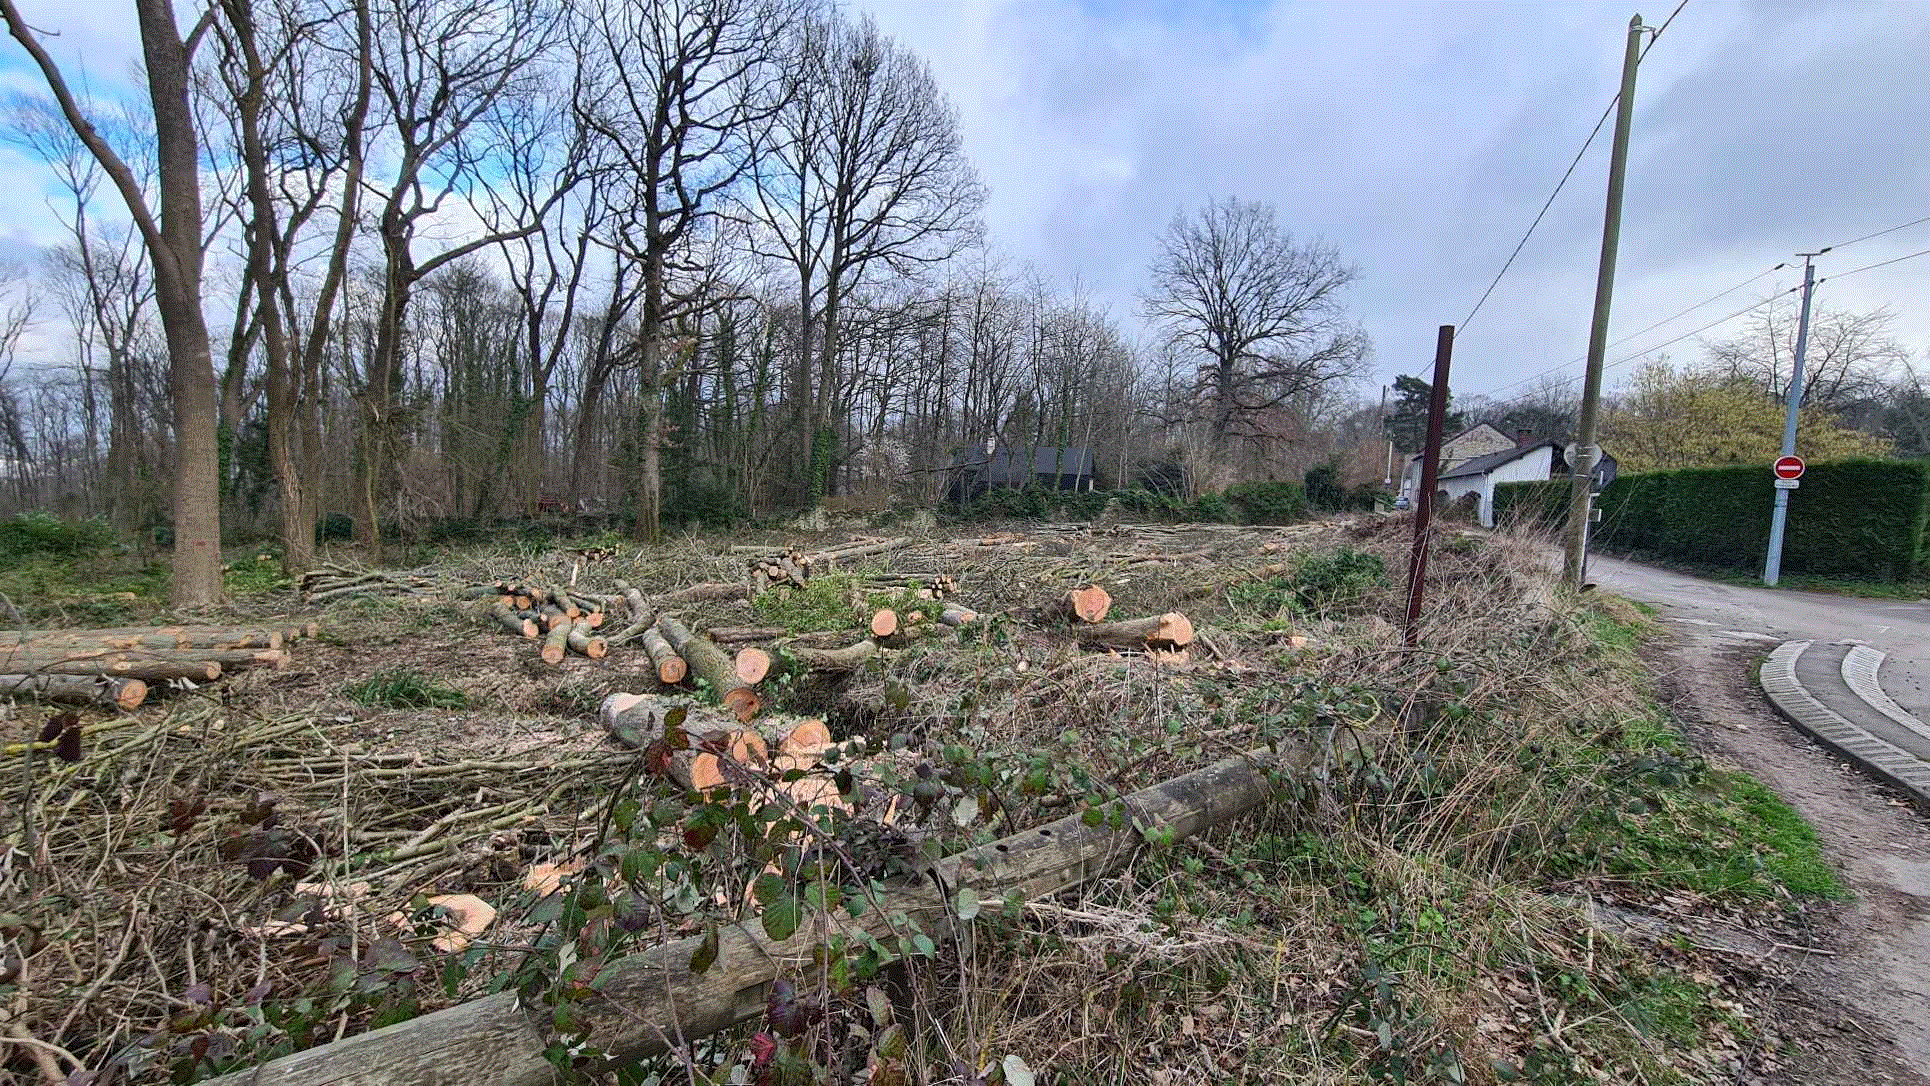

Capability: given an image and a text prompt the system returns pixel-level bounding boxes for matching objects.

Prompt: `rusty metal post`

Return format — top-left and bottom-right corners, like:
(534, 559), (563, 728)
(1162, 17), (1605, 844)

(1404, 325), (1455, 647)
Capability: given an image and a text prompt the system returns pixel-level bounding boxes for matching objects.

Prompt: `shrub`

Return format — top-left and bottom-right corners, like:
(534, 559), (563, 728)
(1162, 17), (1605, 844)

(0, 513), (118, 559)
(317, 512), (355, 542)
(1185, 492), (1232, 523)
(1224, 480), (1308, 525)
(1291, 546), (1388, 611)
(1497, 458), (1930, 580)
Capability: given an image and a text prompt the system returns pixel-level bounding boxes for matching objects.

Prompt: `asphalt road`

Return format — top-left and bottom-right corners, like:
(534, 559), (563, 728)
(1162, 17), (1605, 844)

(1584, 554), (1930, 720)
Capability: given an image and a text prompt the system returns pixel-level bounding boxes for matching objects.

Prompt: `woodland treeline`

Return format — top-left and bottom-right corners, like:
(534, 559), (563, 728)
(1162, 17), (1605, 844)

(0, 0), (1376, 605)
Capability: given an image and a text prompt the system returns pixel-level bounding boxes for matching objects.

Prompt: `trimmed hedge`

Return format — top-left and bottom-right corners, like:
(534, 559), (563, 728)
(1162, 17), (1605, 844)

(1494, 459), (1930, 580)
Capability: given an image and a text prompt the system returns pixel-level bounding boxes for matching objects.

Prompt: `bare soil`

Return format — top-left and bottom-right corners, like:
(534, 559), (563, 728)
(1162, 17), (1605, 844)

(1648, 633), (1930, 1085)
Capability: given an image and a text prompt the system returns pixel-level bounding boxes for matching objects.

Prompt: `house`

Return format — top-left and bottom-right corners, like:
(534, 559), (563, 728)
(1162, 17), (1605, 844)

(1398, 423), (1515, 504)
(1433, 436), (1619, 527)
(946, 445), (1097, 502)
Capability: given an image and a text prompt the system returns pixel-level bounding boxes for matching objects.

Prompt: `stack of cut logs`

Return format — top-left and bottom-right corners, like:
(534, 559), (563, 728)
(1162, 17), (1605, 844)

(0, 622), (319, 709)
(745, 548), (813, 593)
(464, 582), (611, 665)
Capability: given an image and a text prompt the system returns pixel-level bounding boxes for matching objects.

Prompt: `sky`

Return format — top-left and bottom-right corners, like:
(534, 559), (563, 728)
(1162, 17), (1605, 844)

(850, 0), (1930, 402)
(2, 0), (1927, 405)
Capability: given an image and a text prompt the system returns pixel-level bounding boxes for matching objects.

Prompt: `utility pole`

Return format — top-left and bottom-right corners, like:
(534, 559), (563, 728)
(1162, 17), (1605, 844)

(1564, 13), (1647, 587)
(1404, 326), (1454, 647)
(1380, 384), (1393, 487)
(1762, 252), (1822, 586)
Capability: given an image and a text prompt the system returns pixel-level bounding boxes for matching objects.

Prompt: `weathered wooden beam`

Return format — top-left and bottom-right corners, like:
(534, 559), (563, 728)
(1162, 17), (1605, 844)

(200, 734), (1333, 1085)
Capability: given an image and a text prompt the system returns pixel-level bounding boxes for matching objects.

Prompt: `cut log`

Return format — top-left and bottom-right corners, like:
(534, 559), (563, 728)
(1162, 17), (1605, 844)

(734, 646), (773, 685)
(538, 604), (569, 632)
(1061, 585), (1112, 624)
(0, 674), (147, 709)
(1076, 611), (1195, 651)
(776, 638), (879, 674)
(868, 608), (898, 638)
(774, 717), (831, 760)
(4, 658), (222, 682)
(0, 646), (284, 670)
(540, 622), (571, 666)
(708, 626), (784, 644)
(0, 627), (285, 652)
(486, 602), (539, 639)
(584, 610), (605, 629)
(938, 604), (978, 627)
(565, 620), (607, 660)
(638, 627), (687, 685)
(655, 615), (761, 721)
(597, 692), (770, 791)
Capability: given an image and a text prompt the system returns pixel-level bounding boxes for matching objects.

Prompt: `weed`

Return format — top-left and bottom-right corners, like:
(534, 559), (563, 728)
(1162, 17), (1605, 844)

(343, 669), (469, 710)
(225, 549), (294, 596)
(0, 512), (118, 558)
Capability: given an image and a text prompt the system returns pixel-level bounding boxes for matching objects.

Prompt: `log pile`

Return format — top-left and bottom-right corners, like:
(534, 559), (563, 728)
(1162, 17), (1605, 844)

(0, 623), (321, 705)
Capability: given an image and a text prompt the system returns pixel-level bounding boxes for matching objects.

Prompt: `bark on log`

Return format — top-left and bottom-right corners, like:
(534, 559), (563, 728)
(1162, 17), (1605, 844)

(0, 674), (147, 709)
(0, 628), (285, 652)
(656, 616), (761, 721)
(5, 658), (222, 681)
(487, 602), (539, 639)
(775, 638), (879, 674)
(639, 627), (687, 685)
(937, 604), (978, 627)
(1061, 585), (1112, 624)
(565, 620), (607, 659)
(1077, 612), (1195, 651)
(540, 622), (571, 666)
(197, 734), (1334, 1085)
(0, 646), (283, 670)
(708, 626), (785, 644)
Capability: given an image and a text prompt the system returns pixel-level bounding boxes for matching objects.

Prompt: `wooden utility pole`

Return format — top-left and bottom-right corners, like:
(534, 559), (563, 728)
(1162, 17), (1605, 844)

(1564, 13), (1647, 587)
(1404, 325), (1454, 647)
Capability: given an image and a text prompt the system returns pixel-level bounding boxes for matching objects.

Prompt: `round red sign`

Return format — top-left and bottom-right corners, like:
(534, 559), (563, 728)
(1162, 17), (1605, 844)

(1774, 455), (1806, 480)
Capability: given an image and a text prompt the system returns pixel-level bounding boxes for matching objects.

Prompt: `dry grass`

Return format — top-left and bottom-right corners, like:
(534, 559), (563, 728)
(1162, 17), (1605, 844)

(0, 517), (1820, 1084)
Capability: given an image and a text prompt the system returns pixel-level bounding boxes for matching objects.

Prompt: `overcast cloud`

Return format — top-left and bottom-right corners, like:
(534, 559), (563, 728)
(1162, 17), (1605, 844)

(3, 0), (1926, 403)
(851, 0), (1930, 401)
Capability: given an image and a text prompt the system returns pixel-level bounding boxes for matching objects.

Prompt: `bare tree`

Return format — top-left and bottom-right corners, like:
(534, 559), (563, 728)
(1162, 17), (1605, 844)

(1144, 197), (1367, 450)
(4, 0), (227, 603)
(354, 0), (567, 554)
(575, 0), (790, 539)
(1705, 297), (1910, 414)
(746, 9), (983, 504)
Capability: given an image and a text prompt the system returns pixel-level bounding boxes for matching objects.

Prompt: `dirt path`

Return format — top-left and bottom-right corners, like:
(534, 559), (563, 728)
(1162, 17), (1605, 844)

(1642, 627), (1930, 1084)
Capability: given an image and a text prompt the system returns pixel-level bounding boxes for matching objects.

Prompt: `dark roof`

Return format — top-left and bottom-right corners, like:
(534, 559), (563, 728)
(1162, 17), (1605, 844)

(1438, 441), (1556, 481)
(958, 446), (1095, 483)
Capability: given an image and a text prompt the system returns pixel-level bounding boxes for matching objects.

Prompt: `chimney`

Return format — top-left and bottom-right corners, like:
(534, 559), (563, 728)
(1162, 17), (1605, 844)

(1514, 427), (1535, 447)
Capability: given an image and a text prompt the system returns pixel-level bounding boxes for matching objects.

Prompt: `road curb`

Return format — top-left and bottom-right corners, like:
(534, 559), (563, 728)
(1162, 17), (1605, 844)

(1759, 640), (1930, 814)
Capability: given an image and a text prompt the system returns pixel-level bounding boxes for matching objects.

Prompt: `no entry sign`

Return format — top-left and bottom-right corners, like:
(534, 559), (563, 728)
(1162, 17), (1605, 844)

(1774, 455), (1806, 480)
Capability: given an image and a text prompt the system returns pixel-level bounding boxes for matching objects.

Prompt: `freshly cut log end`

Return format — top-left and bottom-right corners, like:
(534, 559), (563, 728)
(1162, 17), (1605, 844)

(735, 646), (773, 685)
(1063, 585), (1112, 624)
(775, 718), (832, 759)
(869, 608), (899, 638)
(565, 619), (608, 659)
(639, 627), (687, 685)
(721, 687), (762, 724)
(938, 604), (978, 627)
(488, 602), (538, 639)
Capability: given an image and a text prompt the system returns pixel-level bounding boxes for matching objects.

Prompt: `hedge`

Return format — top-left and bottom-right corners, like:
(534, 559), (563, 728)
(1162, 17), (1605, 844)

(1494, 458), (1930, 580)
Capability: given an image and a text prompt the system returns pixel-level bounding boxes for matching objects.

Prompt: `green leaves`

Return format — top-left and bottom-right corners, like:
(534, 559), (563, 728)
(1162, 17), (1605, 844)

(689, 925), (720, 974)
(1001, 1054), (1035, 1086)
(761, 893), (801, 942)
(954, 887), (980, 921)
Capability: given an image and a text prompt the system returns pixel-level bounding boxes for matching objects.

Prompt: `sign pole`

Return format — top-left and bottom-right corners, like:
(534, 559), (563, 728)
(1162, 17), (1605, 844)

(1404, 325), (1454, 648)
(1763, 252), (1821, 587)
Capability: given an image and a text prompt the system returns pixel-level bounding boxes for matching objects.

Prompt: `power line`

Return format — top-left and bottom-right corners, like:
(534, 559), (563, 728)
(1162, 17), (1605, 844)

(1474, 261), (1785, 401)
(1822, 245), (1930, 283)
(1475, 283), (1798, 411)
(1456, 0), (1689, 335)
(1826, 213), (1930, 252)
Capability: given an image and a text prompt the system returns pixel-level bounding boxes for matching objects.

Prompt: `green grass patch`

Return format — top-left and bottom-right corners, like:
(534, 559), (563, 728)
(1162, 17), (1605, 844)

(750, 574), (925, 634)
(224, 548), (294, 596)
(343, 669), (469, 710)
(0, 552), (167, 626)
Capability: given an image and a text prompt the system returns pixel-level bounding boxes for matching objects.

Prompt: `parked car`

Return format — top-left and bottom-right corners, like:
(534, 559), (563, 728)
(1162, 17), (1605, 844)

(1392, 495), (1411, 510)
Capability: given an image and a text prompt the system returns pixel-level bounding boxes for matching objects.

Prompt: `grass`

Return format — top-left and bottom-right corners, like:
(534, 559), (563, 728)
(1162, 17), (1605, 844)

(0, 552), (168, 626)
(343, 669), (470, 710)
